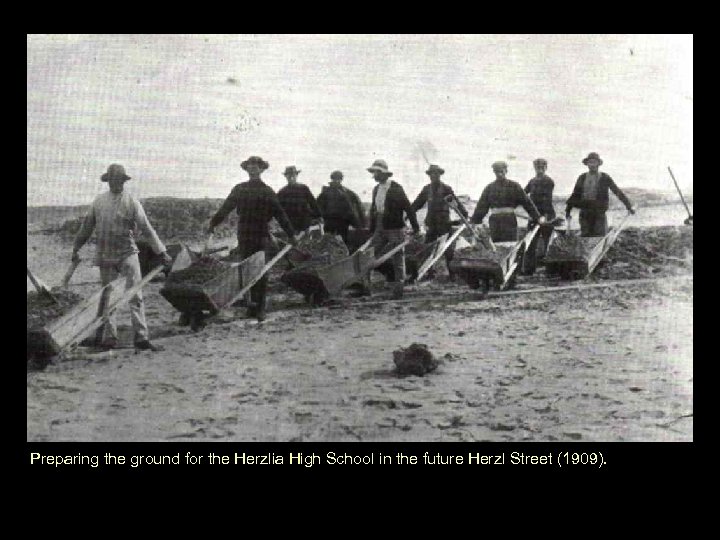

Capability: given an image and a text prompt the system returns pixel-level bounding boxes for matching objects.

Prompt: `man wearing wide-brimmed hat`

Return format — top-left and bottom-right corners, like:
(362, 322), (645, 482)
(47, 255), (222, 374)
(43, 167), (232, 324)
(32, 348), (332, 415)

(277, 165), (323, 234)
(71, 164), (172, 351)
(471, 161), (542, 242)
(208, 156), (297, 321)
(367, 159), (420, 299)
(410, 164), (468, 280)
(317, 170), (365, 244)
(565, 152), (635, 237)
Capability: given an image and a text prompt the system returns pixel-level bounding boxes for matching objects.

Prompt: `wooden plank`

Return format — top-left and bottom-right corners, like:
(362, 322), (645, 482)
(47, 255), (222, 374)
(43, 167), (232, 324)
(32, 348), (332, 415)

(416, 225), (468, 281)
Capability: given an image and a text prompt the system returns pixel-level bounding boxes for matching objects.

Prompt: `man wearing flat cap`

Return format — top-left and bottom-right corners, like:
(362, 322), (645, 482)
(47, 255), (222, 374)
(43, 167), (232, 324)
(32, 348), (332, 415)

(524, 158), (557, 262)
(208, 156), (297, 321)
(317, 170), (365, 245)
(471, 161), (542, 242)
(72, 164), (172, 351)
(367, 159), (420, 299)
(565, 153), (635, 237)
(277, 165), (323, 235)
(410, 164), (468, 279)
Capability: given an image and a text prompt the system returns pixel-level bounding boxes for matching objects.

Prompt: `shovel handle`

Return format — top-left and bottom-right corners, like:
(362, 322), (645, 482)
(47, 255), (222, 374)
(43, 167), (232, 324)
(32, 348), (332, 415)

(202, 232), (213, 256)
(61, 259), (81, 288)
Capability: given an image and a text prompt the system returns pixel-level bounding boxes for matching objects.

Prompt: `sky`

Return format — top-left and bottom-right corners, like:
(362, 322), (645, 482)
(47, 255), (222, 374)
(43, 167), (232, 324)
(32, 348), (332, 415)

(27, 34), (693, 207)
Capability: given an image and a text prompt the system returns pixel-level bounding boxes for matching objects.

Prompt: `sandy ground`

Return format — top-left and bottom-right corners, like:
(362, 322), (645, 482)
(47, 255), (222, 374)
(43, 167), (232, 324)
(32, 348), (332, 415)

(26, 231), (693, 442)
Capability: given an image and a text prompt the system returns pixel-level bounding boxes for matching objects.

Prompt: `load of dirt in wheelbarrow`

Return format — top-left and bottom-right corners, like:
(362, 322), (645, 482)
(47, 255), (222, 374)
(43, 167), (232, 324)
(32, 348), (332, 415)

(592, 226), (693, 280)
(392, 343), (439, 376)
(165, 256), (231, 287)
(545, 232), (591, 260)
(454, 243), (514, 263)
(27, 288), (83, 330)
(290, 234), (349, 267)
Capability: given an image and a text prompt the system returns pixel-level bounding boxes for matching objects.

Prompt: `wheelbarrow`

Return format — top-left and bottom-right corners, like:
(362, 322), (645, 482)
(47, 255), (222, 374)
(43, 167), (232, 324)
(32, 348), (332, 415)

(27, 266), (166, 367)
(449, 225), (539, 295)
(160, 232), (303, 329)
(280, 247), (377, 306)
(544, 212), (634, 280)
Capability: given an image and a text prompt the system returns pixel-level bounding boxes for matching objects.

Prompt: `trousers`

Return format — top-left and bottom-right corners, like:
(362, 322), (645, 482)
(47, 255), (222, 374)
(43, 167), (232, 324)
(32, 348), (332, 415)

(324, 218), (351, 245)
(371, 222), (406, 283)
(98, 253), (148, 343)
(579, 210), (608, 237)
(237, 236), (269, 311)
(488, 213), (519, 242)
(425, 226), (457, 270)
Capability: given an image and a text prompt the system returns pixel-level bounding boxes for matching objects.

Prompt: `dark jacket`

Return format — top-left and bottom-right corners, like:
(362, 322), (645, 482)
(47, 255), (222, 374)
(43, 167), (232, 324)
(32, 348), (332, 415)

(317, 184), (365, 228)
(524, 175), (556, 219)
(471, 179), (541, 224)
(565, 172), (633, 215)
(369, 180), (420, 233)
(410, 181), (468, 231)
(277, 183), (322, 232)
(210, 179), (295, 240)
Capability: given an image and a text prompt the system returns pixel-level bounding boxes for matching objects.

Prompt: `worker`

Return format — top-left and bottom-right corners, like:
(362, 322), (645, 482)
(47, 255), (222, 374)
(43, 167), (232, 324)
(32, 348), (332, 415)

(523, 158), (557, 268)
(207, 156), (297, 321)
(71, 164), (172, 351)
(317, 170), (365, 245)
(565, 152), (635, 237)
(410, 164), (468, 280)
(367, 159), (420, 299)
(471, 161), (543, 242)
(277, 165), (323, 235)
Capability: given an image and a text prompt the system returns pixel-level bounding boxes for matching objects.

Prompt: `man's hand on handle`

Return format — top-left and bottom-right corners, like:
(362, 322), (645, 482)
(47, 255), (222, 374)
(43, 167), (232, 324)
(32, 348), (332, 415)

(160, 251), (173, 268)
(71, 250), (80, 263)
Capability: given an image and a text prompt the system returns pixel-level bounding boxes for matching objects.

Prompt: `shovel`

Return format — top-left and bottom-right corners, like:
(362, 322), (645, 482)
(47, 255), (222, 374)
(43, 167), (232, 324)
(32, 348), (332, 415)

(668, 166), (693, 225)
(60, 259), (81, 288)
(27, 266), (59, 304)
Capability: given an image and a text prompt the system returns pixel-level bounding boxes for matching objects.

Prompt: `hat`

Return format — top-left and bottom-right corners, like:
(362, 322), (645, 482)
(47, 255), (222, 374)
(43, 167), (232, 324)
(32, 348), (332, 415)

(283, 165), (301, 176)
(241, 156), (269, 171)
(582, 152), (603, 166)
(491, 161), (508, 171)
(367, 159), (393, 176)
(330, 170), (344, 180)
(425, 164), (445, 176)
(533, 158), (548, 167)
(101, 164), (131, 182)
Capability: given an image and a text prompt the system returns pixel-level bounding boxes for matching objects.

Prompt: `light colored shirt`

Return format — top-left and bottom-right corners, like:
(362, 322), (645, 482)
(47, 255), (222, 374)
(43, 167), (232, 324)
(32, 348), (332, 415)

(375, 181), (391, 214)
(582, 172), (600, 200)
(74, 191), (166, 266)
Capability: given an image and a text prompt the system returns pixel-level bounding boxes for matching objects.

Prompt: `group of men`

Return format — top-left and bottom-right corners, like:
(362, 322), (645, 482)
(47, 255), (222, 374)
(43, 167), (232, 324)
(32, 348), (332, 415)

(70, 151), (635, 351)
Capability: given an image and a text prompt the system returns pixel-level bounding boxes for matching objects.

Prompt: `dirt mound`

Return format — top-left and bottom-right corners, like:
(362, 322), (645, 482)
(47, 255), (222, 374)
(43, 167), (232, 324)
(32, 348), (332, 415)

(27, 288), (83, 330)
(392, 343), (439, 376)
(592, 226), (693, 280)
(165, 256), (231, 287)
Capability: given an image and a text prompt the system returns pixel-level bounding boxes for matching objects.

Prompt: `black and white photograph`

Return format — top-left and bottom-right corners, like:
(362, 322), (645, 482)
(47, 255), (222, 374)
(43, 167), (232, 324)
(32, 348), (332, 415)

(27, 34), (693, 443)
